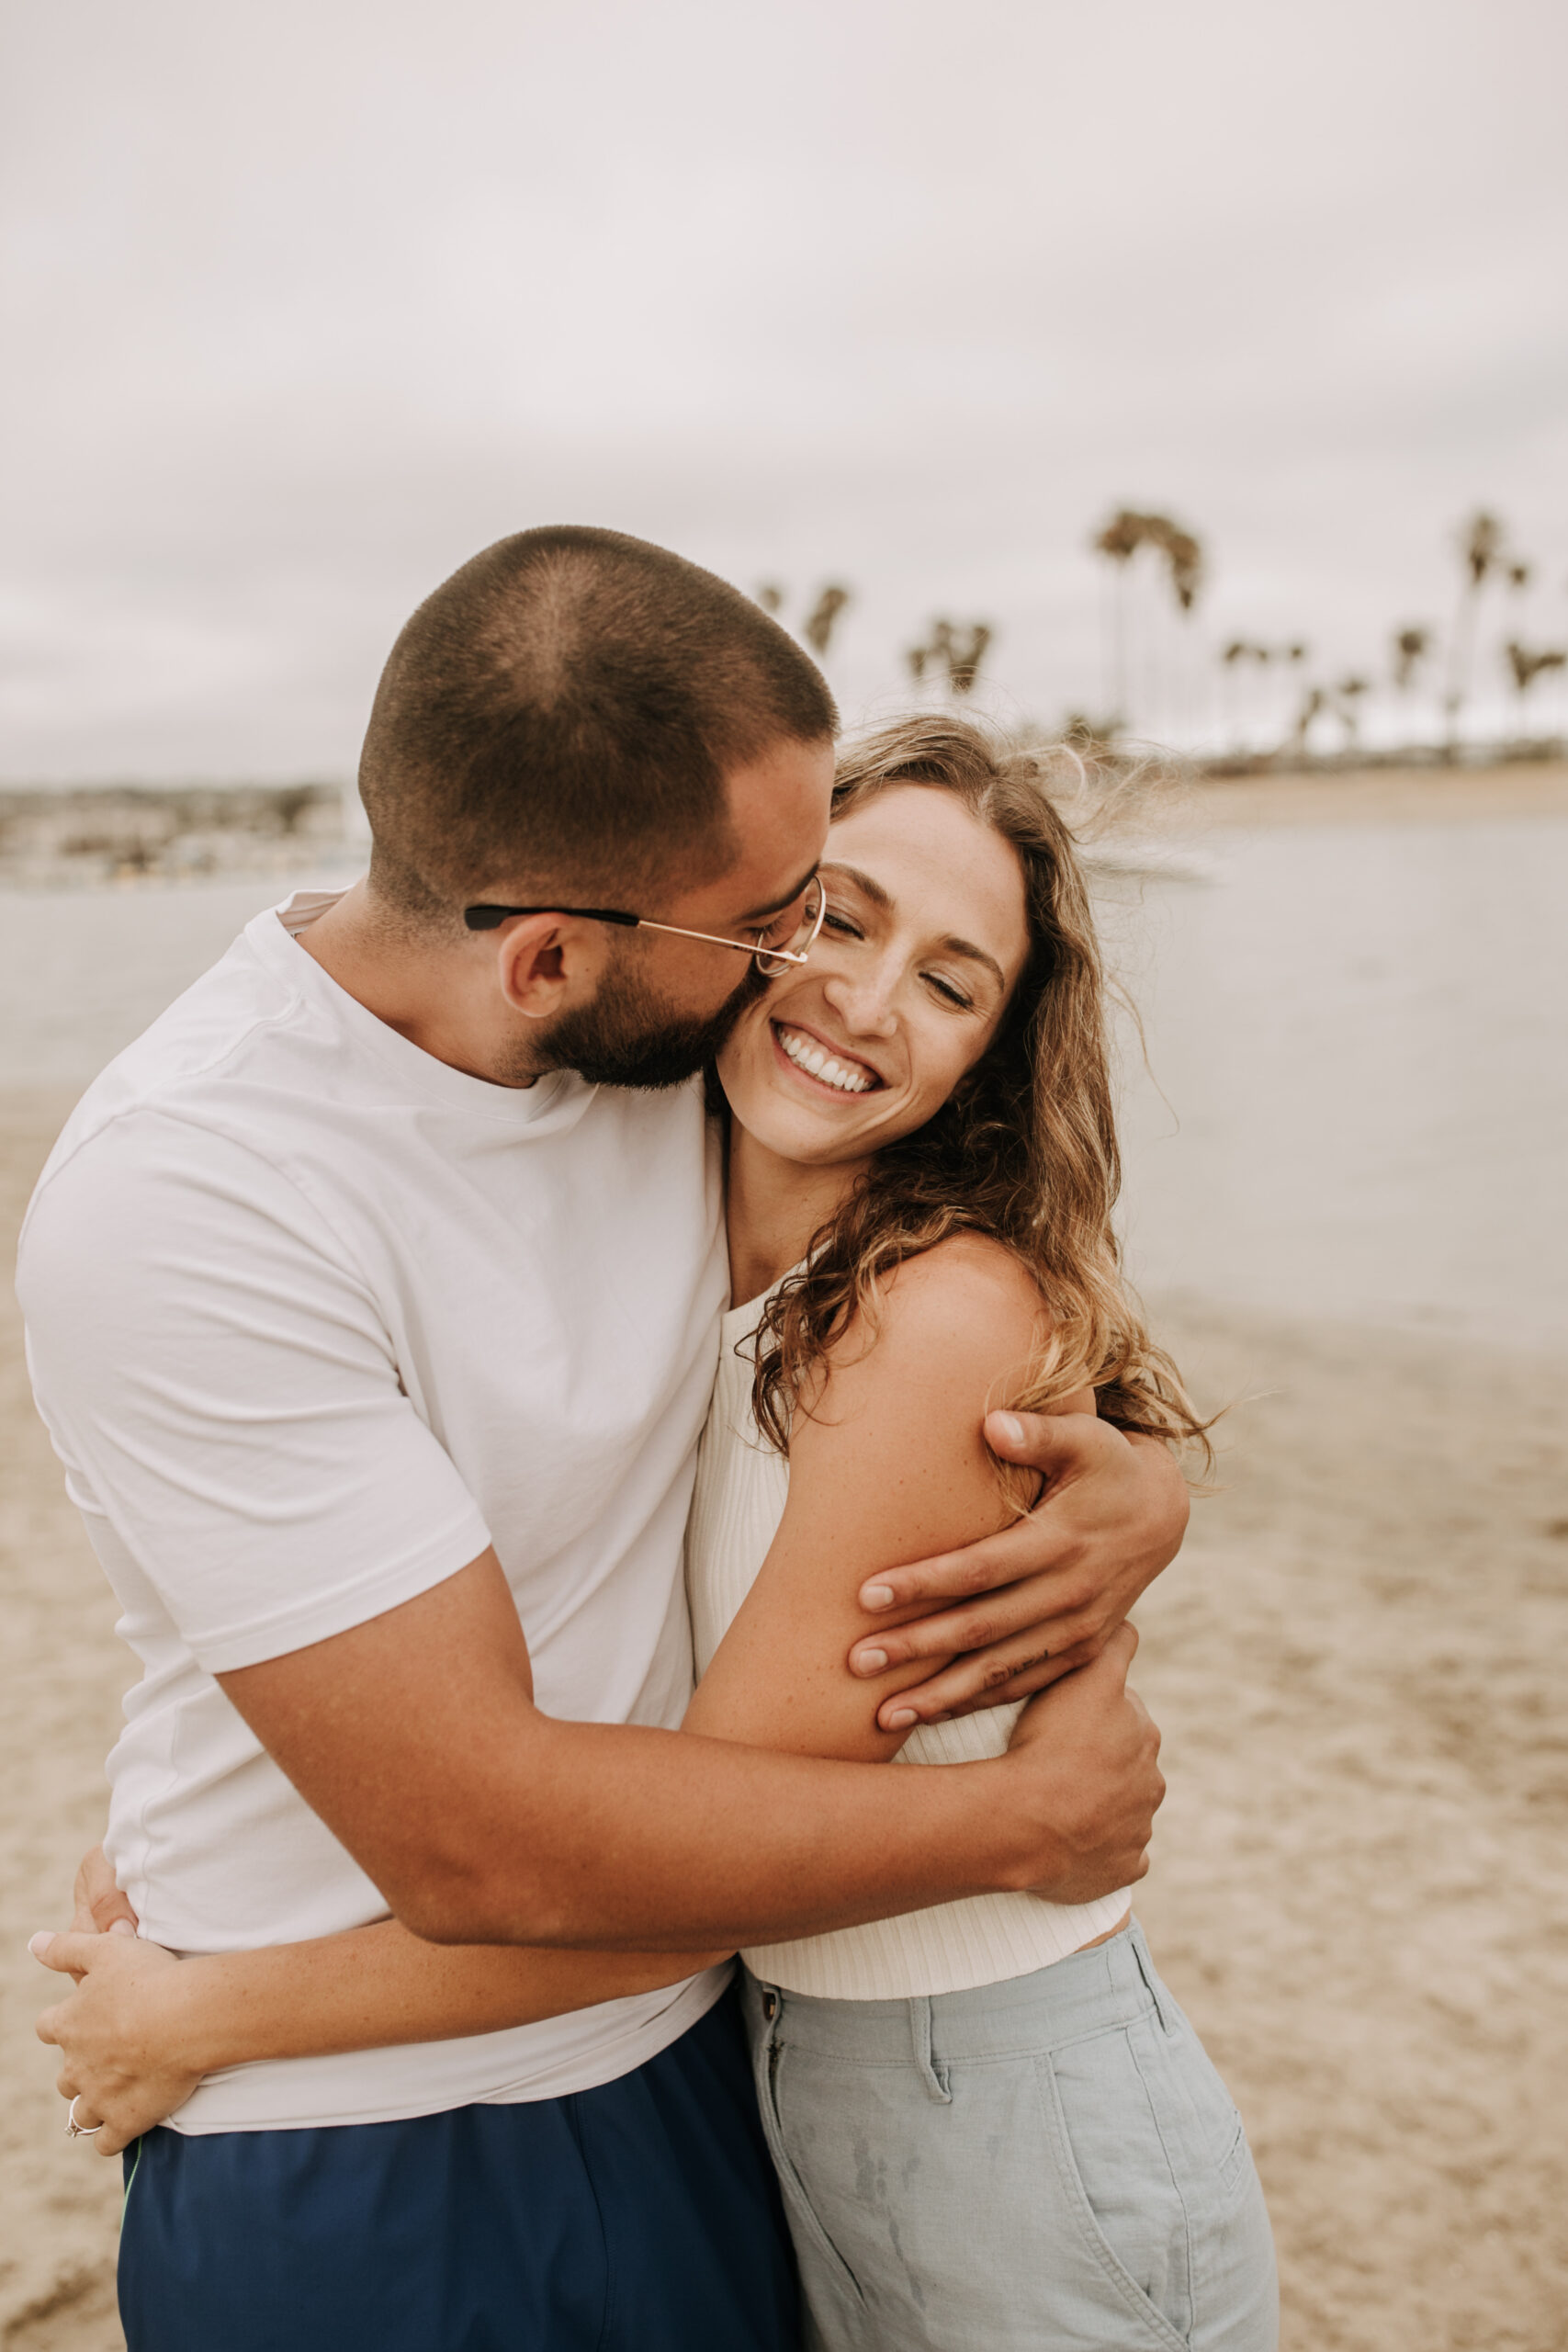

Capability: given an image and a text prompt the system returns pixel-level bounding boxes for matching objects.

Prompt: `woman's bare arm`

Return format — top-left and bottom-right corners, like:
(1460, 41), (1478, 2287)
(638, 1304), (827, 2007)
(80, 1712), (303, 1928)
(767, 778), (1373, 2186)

(684, 1235), (1093, 1764)
(33, 1916), (723, 2154)
(163, 1928), (715, 2065)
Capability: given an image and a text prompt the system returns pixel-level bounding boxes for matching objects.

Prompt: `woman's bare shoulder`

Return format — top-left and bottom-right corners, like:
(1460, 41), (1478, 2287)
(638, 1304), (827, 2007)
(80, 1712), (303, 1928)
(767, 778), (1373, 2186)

(829, 1233), (1045, 1375)
(803, 1232), (1049, 1439)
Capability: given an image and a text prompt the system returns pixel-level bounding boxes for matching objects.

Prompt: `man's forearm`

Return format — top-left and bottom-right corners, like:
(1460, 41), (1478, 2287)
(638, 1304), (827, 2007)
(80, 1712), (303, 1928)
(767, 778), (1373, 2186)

(218, 1552), (1146, 1953)
(388, 1723), (1039, 1950)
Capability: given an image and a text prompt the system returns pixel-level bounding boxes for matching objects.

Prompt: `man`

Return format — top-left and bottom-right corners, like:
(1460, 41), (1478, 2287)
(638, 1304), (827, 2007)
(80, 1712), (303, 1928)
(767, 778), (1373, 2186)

(20, 526), (1182, 2350)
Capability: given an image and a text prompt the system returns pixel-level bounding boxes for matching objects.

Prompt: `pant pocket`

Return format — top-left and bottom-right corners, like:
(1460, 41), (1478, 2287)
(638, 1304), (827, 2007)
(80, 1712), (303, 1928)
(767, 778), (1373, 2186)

(1038, 2031), (1194, 2349)
(747, 2013), (867, 2327)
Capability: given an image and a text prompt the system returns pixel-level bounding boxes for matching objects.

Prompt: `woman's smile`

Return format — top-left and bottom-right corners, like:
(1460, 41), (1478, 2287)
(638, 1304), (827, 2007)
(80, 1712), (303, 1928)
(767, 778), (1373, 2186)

(770, 1020), (885, 1096)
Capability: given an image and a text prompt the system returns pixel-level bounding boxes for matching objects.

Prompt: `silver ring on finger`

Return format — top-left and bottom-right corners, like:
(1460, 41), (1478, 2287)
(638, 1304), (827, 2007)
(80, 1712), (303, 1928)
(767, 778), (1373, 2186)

(66, 2096), (103, 2139)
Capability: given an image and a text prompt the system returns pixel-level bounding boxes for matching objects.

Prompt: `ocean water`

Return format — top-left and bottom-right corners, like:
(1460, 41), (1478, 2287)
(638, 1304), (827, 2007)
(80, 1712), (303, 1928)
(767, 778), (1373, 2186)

(3, 819), (1564, 1351)
(1110, 815), (1568, 1353)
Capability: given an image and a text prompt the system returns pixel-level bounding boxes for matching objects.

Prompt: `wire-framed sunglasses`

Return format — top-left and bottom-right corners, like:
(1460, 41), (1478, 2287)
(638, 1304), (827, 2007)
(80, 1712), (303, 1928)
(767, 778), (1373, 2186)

(464, 873), (827, 978)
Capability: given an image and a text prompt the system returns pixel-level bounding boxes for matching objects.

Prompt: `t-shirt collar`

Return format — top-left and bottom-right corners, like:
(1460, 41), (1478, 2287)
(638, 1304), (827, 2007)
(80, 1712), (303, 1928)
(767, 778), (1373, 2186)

(247, 888), (592, 1129)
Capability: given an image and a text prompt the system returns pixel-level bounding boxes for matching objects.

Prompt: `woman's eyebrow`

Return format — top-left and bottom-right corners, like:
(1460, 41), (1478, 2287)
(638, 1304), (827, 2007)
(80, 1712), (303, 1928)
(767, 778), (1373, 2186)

(818, 859), (890, 908)
(940, 935), (1007, 993)
(823, 862), (1006, 993)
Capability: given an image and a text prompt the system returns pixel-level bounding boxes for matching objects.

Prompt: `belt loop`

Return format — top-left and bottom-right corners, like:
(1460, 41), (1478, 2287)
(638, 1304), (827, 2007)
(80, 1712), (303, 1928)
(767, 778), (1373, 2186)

(1128, 1920), (1176, 2033)
(909, 1996), (952, 2103)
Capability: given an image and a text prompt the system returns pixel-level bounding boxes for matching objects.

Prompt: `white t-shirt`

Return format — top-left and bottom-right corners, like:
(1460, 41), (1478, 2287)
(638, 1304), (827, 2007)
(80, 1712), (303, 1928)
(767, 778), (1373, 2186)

(17, 890), (731, 2132)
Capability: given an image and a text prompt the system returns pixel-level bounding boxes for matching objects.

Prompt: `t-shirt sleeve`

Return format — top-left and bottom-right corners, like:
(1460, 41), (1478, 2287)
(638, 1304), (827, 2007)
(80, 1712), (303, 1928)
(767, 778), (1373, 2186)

(17, 1108), (494, 1672)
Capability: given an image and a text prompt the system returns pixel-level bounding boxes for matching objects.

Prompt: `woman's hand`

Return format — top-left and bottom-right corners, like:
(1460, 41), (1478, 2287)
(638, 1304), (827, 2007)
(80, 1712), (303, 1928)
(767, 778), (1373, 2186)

(31, 1929), (197, 2156)
(70, 1841), (140, 1938)
(849, 1415), (1189, 1729)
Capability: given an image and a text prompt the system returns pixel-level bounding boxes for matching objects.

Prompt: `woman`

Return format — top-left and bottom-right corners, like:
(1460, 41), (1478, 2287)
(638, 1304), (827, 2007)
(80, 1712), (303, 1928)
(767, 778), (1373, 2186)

(39, 716), (1276, 2349)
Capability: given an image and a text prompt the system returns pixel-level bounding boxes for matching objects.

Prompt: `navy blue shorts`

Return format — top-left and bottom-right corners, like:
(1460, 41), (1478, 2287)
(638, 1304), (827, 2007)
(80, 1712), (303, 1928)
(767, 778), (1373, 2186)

(118, 1984), (799, 2351)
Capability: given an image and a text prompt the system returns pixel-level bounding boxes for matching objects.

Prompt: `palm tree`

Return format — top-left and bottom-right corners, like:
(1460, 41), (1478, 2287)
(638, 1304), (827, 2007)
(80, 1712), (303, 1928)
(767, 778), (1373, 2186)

(1444, 510), (1506, 753)
(1093, 510), (1147, 726)
(1219, 640), (1268, 753)
(1392, 624), (1432, 748)
(801, 584), (852, 659)
(1091, 509), (1206, 735)
(1336, 675), (1371, 751)
(1287, 684), (1328, 761)
(946, 623), (992, 696)
(905, 619), (994, 699)
(1503, 641), (1567, 737)
(1392, 625), (1430, 690)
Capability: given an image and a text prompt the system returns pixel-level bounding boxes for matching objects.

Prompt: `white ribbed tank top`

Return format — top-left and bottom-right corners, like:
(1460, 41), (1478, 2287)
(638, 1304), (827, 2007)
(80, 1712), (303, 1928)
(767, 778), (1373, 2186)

(685, 1280), (1131, 2000)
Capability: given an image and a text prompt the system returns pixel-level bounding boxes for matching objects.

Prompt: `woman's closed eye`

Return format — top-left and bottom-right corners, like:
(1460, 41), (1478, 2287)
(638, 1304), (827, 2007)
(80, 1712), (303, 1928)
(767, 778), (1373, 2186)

(924, 971), (977, 1012)
(821, 907), (864, 941)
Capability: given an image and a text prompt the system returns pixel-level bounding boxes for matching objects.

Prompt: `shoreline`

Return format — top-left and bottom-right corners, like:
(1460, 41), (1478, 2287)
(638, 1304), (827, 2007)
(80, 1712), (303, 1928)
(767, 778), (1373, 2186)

(1187, 757), (1568, 828)
(3, 1088), (1566, 2349)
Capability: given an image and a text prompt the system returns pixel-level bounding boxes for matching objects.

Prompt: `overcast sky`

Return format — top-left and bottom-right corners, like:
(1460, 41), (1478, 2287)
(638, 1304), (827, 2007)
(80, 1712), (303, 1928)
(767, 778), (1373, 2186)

(4, 0), (1566, 778)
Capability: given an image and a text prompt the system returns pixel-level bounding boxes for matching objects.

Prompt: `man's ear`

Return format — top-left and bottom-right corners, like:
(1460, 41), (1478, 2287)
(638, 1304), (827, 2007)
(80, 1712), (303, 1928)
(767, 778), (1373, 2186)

(494, 915), (605, 1023)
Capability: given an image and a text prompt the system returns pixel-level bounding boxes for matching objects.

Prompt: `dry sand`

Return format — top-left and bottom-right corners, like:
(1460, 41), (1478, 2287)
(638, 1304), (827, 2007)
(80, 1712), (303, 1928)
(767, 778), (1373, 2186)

(3, 1063), (1566, 2345)
(1190, 756), (1568, 829)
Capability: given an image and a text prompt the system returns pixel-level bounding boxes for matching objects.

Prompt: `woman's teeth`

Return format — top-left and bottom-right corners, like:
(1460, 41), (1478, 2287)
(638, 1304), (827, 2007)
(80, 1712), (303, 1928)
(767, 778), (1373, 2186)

(775, 1024), (876, 1093)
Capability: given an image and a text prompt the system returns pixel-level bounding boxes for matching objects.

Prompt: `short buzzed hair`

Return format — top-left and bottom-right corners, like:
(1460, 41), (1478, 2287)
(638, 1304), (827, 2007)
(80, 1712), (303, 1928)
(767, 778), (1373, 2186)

(359, 526), (838, 925)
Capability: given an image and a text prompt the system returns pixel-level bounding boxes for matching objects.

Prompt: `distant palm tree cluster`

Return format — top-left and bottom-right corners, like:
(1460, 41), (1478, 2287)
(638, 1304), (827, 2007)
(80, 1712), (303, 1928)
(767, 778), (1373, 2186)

(757, 504), (1568, 764)
(755, 582), (995, 699)
(1085, 503), (1567, 761)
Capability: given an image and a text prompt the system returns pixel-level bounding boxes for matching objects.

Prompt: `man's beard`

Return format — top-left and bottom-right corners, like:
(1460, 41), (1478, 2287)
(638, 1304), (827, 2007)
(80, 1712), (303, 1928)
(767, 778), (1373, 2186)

(532, 952), (768, 1091)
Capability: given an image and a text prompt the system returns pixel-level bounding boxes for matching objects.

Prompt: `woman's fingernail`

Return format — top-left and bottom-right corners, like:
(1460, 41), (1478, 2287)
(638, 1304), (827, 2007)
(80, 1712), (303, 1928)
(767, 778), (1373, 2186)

(861, 1584), (896, 1611)
(991, 1412), (1025, 1450)
(853, 1647), (889, 1675)
(109, 1918), (137, 1939)
(884, 1709), (917, 1729)
(27, 1933), (51, 1959)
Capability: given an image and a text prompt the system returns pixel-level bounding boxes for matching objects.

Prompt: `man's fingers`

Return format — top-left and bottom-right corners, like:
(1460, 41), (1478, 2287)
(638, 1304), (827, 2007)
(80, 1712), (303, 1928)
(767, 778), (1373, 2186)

(936, 1643), (1107, 1721)
(1099, 1620), (1139, 1678)
(876, 1633), (1082, 1728)
(856, 1512), (1082, 1623)
(874, 1619), (1134, 1731)
(852, 1557), (1098, 1678)
(876, 1648), (1079, 1730)
(985, 1408), (1115, 1475)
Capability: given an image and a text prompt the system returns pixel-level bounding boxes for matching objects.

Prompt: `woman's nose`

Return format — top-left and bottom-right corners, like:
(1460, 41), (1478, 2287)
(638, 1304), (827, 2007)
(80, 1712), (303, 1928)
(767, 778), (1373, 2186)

(822, 969), (897, 1036)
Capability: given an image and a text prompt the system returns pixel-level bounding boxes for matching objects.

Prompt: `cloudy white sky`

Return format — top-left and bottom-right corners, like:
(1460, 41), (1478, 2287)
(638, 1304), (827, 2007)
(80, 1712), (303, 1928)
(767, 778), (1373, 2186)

(4, 0), (1566, 778)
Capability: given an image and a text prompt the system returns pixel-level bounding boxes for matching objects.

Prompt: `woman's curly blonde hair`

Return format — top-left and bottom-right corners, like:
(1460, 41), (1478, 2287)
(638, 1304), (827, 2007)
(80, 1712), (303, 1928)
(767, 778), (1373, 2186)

(739, 711), (1213, 1476)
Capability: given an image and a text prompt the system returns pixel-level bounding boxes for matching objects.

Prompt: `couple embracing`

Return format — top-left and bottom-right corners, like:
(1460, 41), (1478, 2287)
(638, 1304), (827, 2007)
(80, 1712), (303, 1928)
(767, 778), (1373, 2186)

(21, 526), (1277, 2349)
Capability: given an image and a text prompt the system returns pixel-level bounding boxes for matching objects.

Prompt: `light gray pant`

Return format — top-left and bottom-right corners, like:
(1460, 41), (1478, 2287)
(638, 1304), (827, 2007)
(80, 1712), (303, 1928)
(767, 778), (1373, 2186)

(742, 1920), (1278, 2351)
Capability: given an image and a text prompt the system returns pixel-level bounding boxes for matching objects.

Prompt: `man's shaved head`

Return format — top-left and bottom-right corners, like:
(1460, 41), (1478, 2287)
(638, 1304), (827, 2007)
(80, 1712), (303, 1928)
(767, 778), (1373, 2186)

(359, 526), (838, 927)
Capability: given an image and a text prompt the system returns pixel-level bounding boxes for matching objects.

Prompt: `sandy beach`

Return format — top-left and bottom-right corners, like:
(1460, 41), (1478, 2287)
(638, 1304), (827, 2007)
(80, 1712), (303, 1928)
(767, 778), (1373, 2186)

(4, 1098), (1565, 2351)
(2, 766), (1565, 2348)
(1190, 756), (1568, 828)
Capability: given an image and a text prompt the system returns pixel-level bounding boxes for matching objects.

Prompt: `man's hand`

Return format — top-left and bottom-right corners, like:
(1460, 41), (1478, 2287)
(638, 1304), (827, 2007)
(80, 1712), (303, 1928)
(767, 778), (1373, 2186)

(1002, 1624), (1164, 1903)
(849, 1414), (1188, 1732)
(31, 1930), (193, 2157)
